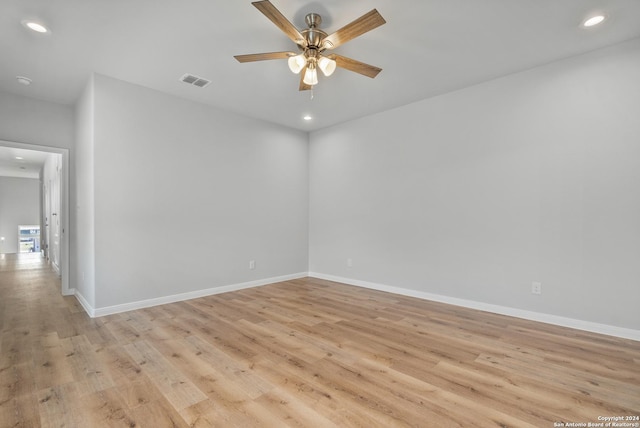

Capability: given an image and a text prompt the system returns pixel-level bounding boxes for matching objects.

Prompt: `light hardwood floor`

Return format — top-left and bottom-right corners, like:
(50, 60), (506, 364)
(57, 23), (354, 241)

(1, 253), (639, 427)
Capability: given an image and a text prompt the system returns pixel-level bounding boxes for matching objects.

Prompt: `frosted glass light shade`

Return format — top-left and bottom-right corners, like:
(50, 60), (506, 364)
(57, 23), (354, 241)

(303, 66), (318, 85)
(318, 56), (336, 76)
(288, 54), (307, 74)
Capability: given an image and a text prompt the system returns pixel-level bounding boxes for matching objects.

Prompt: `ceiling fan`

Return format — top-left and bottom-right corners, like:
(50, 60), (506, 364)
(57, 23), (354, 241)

(234, 0), (386, 90)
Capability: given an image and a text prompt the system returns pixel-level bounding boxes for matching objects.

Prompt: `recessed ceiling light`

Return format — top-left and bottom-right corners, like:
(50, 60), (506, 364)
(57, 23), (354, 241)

(16, 76), (32, 86)
(22, 20), (49, 33)
(303, 115), (312, 121)
(15, 156), (24, 160)
(583, 15), (606, 27)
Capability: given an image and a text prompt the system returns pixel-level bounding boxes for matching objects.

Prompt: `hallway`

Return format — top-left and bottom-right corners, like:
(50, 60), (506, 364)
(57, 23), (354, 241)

(0, 253), (82, 426)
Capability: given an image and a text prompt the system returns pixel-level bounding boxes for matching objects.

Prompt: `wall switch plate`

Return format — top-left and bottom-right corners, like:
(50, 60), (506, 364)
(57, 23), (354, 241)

(249, 260), (255, 270)
(532, 281), (542, 295)
(347, 258), (353, 268)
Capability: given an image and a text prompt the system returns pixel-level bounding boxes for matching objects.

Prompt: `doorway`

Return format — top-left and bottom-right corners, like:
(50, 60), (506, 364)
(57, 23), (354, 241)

(18, 225), (41, 253)
(0, 140), (70, 295)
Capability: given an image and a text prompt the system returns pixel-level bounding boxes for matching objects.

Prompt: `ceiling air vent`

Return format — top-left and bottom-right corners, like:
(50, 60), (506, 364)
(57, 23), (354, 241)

(179, 73), (211, 88)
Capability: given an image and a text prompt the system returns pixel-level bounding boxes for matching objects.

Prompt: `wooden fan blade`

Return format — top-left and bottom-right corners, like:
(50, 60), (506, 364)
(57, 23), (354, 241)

(332, 54), (382, 78)
(322, 9), (386, 50)
(299, 72), (312, 91)
(234, 51), (295, 62)
(252, 0), (306, 45)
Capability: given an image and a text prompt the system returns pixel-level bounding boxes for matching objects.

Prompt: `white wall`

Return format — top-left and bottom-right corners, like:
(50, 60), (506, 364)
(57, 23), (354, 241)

(0, 177), (40, 254)
(309, 38), (640, 330)
(74, 78), (96, 307)
(0, 91), (74, 150)
(89, 74), (309, 309)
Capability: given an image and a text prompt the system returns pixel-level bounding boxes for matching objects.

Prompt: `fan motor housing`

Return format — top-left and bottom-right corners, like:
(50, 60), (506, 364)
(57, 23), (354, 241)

(301, 28), (327, 49)
(301, 13), (327, 49)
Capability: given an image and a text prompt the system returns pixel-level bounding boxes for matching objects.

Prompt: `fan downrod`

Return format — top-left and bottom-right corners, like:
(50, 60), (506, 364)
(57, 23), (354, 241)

(305, 13), (322, 28)
(301, 13), (328, 49)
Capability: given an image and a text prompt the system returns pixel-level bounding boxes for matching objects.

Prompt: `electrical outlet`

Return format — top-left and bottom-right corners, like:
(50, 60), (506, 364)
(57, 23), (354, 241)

(532, 281), (542, 295)
(347, 258), (353, 268)
(249, 260), (255, 270)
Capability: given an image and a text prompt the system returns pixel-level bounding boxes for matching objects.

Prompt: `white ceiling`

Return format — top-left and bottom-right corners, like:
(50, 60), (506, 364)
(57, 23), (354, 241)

(0, 146), (49, 179)
(2, 0), (640, 132)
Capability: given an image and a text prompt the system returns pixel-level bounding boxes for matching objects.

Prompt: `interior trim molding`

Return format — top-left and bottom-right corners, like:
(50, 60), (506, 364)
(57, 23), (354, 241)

(74, 289), (95, 317)
(308, 272), (640, 342)
(77, 272), (308, 318)
(62, 287), (76, 297)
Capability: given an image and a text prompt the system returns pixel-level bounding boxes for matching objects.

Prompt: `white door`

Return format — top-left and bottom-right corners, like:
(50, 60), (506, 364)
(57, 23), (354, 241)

(50, 161), (61, 270)
(44, 182), (50, 260)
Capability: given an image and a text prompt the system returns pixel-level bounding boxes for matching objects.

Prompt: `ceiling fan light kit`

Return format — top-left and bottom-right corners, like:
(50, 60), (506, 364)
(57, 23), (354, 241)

(318, 56), (337, 77)
(303, 64), (318, 86)
(288, 54), (306, 74)
(234, 0), (386, 91)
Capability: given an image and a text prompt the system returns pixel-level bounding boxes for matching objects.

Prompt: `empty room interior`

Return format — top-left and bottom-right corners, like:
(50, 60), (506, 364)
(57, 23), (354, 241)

(1, 0), (639, 426)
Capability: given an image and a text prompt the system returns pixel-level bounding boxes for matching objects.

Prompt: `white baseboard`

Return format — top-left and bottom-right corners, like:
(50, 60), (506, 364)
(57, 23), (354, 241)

(71, 270), (639, 341)
(74, 289), (95, 317)
(77, 272), (308, 318)
(308, 272), (640, 342)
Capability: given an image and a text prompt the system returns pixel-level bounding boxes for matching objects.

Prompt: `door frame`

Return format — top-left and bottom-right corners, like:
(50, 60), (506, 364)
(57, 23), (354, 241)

(0, 139), (70, 296)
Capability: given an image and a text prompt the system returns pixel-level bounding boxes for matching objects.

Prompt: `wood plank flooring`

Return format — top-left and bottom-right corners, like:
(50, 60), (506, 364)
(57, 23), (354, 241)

(1, 253), (639, 427)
